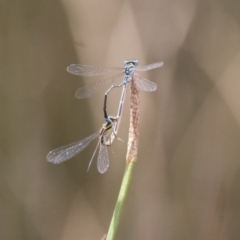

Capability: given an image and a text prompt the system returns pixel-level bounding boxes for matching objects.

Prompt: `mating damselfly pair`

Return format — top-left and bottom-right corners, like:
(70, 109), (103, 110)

(46, 60), (163, 173)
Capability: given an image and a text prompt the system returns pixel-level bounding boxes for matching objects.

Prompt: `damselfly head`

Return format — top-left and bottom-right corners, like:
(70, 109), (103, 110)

(124, 60), (139, 75)
(124, 60), (139, 67)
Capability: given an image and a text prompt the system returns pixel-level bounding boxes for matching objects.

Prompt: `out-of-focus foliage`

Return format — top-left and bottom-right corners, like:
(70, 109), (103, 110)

(1, 0), (240, 239)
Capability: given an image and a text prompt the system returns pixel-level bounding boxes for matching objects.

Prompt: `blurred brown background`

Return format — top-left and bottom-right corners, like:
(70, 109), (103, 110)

(1, 0), (240, 239)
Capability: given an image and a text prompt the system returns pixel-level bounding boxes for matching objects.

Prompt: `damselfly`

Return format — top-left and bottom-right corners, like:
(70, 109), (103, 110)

(67, 60), (164, 99)
(46, 116), (118, 173)
(46, 81), (127, 173)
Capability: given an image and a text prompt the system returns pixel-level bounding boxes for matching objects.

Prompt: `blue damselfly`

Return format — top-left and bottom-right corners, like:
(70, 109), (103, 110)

(67, 60), (164, 99)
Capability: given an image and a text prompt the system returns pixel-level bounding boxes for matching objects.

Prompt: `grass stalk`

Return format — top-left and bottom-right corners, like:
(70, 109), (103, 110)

(105, 162), (135, 240)
(106, 77), (140, 240)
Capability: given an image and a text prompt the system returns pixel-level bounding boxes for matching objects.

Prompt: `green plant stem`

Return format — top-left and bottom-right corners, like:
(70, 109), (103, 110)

(106, 78), (139, 240)
(106, 162), (135, 240)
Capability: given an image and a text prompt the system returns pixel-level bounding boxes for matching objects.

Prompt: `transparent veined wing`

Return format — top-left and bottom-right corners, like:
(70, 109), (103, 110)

(135, 61), (164, 72)
(87, 139), (100, 172)
(75, 72), (123, 99)
(133, 73), (157, 92)
(67, 64), (123, 77)
(97, 142), (109, 174)
(46, 132), (99, 164)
